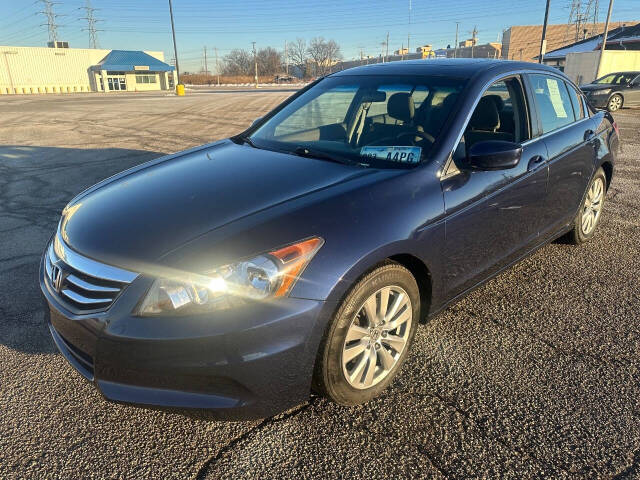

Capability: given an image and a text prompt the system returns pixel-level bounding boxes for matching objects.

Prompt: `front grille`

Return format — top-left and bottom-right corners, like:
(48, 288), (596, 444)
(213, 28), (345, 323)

(44, 232), (138, 314)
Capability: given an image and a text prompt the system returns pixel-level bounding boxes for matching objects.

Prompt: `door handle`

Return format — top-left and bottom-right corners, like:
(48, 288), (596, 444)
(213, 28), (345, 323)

(527, 155), (545, 171)
(584, 129), (595, 141)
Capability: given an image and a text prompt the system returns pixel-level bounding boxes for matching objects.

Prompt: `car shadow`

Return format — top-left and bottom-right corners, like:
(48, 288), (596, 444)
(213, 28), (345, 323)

(0, 145), (166, 353)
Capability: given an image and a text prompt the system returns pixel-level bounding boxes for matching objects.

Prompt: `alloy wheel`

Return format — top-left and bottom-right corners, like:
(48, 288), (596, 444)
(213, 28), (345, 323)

(581, 177), (604, 235)
(341, 286), (412, 389)
(608, 95), (622, 111)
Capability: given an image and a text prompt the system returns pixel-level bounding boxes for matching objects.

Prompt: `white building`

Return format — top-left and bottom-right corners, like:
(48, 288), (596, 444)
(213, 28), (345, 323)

(0, 46), (175, 94)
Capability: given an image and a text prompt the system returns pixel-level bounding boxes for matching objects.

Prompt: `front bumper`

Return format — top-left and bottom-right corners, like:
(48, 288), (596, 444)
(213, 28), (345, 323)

(584, 92), (610, 109)
(40, 253), (331, 420)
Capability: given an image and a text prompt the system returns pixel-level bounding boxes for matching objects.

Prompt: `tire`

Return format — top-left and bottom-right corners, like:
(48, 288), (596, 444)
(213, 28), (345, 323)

(567, 167), (607, 245)
(607, 94), (623, 112)
(314, 262), (420, 405)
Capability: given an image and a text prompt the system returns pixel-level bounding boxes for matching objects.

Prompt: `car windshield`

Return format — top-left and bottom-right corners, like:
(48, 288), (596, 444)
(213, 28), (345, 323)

(594, 73), (636, 84)
(248, 74), (467, 168)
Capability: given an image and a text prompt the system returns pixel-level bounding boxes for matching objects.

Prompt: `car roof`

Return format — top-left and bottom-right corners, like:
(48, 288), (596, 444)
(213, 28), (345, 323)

(599, 71), (640, 76)
(330, 58), (562, 79)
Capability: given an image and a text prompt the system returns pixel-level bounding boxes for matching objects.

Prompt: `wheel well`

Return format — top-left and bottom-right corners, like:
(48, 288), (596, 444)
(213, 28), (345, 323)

(601, 161), (613, 190)
(389, 254), (432, 324)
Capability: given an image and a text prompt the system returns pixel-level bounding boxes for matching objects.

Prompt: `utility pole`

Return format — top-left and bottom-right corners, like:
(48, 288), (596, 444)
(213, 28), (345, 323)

(214, 47), (220, 85)
(284, 40), (288, 75)
(252, 41), (258, 88)
(80, 0), (101, 49)
(203, 46), (208, 74)
(407, 0), (411, 54)
(470, 26), (478, 58)
(168, 0), (180, 86)
(539, 0), (551, 63)
(595, 0), (614, 80)
(38, 0), (61, 44)
(454, 22), (459, 58)
(383, 32), (389, 63)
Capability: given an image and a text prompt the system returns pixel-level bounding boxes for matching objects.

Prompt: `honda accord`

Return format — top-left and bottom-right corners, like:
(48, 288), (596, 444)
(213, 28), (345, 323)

(40, 59), (618, 419)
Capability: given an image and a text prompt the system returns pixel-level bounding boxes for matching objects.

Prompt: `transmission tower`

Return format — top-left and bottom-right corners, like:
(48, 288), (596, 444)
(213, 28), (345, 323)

(38, 0), (61, 44)
(80, 0), (102, 49)
(567, 0), (600, 42)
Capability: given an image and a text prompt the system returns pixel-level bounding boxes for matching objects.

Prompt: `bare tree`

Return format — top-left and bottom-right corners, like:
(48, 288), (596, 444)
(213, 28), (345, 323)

(307, 37), (343, 77)
(257, 47), (282, 77)
(287, 38), (308, 78)
(222, 49), (252, 76)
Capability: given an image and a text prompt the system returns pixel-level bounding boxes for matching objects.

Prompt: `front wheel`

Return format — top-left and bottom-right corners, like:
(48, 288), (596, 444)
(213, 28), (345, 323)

(567, 167), (607, 245)
(314, 262), (420, 405)
(607, 94), (623, 112)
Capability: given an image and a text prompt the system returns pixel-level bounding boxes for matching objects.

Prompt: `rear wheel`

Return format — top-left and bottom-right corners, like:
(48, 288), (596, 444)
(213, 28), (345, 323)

(607, 94), (623, 112)
(314, 262), (420, 405)
(567, 167), (606, 245)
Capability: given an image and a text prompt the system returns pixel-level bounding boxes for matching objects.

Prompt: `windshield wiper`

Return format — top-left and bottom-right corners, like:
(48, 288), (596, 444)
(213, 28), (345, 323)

(292, 147), (365, 167)
(235, 134), (259, 149)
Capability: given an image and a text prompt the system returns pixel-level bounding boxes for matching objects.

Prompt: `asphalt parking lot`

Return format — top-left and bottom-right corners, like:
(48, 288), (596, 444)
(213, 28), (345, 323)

(1, 91), (639, 479)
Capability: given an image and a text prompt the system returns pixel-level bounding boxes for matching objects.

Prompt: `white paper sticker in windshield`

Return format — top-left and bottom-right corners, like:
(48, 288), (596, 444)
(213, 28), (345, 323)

(360, 146), (421, 163)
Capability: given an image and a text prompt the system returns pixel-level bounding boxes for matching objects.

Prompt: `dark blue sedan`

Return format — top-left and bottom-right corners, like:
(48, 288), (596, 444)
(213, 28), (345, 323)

(40, 59), (618, 419)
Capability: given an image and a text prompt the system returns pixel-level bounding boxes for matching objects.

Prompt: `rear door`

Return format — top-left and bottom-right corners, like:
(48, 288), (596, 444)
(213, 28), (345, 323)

(527, 74), (596, 238)
(442, 75), (548, 297)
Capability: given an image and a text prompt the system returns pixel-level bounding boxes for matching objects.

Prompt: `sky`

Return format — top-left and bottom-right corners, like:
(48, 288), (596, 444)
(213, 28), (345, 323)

(1, 0), (638, 72)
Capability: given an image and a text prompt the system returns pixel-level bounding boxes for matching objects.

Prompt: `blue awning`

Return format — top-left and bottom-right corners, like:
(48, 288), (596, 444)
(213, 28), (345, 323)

(91, 50), (174, 72)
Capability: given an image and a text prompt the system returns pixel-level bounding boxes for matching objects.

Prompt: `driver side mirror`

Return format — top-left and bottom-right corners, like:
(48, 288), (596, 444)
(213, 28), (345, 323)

(464, 140), (522, 170)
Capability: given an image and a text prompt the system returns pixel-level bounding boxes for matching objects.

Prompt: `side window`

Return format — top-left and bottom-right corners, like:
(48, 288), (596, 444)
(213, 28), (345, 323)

(455, 76), (529, 158)
(566, 82), (585, 120)
(529, 74), (576, 134)
(274, 87), (356, 137)
(582, 96), (591, 117)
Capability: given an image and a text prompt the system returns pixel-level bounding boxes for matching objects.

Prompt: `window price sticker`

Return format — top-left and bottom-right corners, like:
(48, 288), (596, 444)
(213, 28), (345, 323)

(360, 146), (422, 163)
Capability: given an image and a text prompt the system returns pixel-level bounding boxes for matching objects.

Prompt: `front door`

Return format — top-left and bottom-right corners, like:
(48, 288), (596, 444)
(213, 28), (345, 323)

(626, 75), (640, 105)
(442, 76), (549, 297)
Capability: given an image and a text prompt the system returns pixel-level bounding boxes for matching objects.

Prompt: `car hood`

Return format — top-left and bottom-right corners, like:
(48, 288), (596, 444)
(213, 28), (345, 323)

(580, 83), (615, 92)
(59, 140), (373, 265)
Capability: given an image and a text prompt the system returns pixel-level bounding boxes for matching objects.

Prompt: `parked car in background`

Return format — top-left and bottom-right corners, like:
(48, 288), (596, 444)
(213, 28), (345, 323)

(274, 74), (296, 83)
(41, 59), (618, 420)
(580, 71), (640, 111)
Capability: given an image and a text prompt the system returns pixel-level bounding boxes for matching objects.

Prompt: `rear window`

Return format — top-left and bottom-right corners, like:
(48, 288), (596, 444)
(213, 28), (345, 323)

(566, 83), (585, 120)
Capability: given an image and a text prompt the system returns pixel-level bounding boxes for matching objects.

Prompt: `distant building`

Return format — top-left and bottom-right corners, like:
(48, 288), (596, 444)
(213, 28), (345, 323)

(543, 23), (640, 84)
(543, 24), (640, 69)
(502, 22), (635, 62)
(0, 46), (175, 95)
(394, 48), (409, 55)
(434, 42), (502, 59)
(459, 38), (478, 48)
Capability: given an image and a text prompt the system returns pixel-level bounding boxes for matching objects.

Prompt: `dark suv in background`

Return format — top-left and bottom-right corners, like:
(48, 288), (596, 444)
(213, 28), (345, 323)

(580, 71), (640, 111)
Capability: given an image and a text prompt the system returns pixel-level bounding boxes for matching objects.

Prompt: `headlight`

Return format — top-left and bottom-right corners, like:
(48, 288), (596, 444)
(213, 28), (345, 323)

(137, 237), (323, 316)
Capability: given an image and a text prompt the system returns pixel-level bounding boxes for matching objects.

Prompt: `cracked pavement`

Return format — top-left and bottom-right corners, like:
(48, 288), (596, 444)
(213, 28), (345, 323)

(1, 91), (639, 479)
